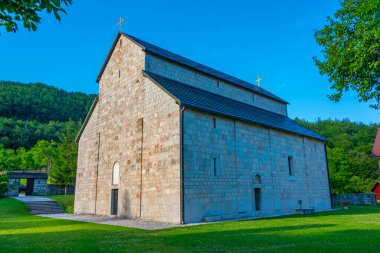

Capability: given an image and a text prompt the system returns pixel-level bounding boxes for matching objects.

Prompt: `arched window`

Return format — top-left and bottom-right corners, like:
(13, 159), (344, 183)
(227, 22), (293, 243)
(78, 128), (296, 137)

(254, 174), (262, 184)
(112, 162), (120, 185)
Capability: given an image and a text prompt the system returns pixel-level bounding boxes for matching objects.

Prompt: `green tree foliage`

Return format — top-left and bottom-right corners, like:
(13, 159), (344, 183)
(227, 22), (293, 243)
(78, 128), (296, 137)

(296, 118), (380, 193)
(0, 0), (72, 33)
(0, 121), (80, 172)
(0, 81), (93, 191)
(0, 81), (95, 123)
(314, 0), (380, 108)
(0, 117), (81, 149)
(0, 173), (9, 197)
(49, 121), (78, 191)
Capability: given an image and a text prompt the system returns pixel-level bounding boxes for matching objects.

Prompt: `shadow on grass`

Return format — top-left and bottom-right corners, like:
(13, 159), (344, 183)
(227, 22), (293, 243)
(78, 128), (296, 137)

(1, 224), (380, 253)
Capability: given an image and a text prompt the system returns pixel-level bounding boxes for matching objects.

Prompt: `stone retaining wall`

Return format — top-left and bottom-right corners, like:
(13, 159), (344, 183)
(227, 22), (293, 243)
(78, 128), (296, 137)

(46, 185), (75, 195)
(332, 193), (377, 206)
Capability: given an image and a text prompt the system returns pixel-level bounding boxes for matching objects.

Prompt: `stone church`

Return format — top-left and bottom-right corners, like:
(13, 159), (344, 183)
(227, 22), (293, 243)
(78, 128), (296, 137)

(74, 32), (332, 223)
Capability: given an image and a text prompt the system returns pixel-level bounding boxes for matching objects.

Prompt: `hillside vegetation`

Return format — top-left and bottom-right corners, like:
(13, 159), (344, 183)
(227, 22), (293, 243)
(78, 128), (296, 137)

(0, 81), (95, 123)
(296, 118), (380, 194)
(0, 81), (95, 187)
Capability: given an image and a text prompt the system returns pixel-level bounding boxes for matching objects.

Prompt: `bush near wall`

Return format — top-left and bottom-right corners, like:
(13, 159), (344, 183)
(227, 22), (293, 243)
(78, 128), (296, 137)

(0, 174), (9, 197)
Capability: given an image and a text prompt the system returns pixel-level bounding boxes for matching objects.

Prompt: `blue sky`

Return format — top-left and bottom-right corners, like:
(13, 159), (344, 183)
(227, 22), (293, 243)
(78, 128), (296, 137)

(0, 0), (378, 123)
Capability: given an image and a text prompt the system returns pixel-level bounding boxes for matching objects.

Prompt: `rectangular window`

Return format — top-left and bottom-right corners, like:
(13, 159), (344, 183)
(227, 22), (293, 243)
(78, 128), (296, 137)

(216, 81), (220, 88)
(288, 156), (293, 176)
(213, 118), (216, 128)
(118, 70), (121, 78)
(252, 94), (255, 102)
(213, 158), (217, 176)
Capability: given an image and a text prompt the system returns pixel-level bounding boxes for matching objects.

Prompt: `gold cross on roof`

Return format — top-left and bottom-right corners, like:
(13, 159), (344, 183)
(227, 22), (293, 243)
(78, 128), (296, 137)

(256, 76), (262, 87)
(117, 17), (124, 31)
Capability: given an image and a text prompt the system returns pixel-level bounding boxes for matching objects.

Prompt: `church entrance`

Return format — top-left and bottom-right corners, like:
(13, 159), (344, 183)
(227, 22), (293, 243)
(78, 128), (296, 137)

(111, 189), (118, 215)
(254, 188), (261, 211)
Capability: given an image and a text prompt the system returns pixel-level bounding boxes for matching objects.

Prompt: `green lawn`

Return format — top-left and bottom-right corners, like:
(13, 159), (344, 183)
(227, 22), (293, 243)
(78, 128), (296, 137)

(0, 198), (380, 253)
(46, 194), (74, 213)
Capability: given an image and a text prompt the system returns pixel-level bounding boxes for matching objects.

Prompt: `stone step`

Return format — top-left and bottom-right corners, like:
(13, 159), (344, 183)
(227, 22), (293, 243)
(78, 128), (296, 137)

(25, 200), (64, 214)
(27, 202), (59, 206)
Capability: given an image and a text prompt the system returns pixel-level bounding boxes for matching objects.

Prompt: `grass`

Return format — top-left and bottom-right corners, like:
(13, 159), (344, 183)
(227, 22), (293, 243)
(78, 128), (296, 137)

(46, 194), (74, 213)
(0, 198), (380, 253)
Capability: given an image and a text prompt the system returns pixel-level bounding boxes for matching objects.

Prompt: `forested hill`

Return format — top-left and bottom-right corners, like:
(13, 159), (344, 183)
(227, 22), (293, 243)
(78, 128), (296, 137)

(296, 119), (380, 194)
(0, 81), (96, 150)
(0, 81), (96, 185)
(0, 81), (96, 122)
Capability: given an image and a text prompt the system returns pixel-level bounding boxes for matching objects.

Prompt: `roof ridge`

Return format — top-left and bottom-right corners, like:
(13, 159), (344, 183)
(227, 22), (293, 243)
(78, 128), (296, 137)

(123, 32), (288, 104)
(144, 71), (287, 118)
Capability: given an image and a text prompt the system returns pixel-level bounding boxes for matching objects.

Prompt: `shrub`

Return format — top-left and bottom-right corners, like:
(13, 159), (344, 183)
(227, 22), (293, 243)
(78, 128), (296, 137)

(0, 174), (10, 197)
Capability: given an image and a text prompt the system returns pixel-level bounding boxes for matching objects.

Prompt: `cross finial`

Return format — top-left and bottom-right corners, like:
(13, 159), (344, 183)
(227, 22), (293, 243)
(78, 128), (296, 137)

(256, 76), (262, 87)
(117, 17), (124, 31)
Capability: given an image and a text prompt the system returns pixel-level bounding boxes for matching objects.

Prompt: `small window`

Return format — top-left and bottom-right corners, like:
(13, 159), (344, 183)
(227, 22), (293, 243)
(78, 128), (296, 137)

(252, 94), (255, 102)
(112, 162), (120, 185)
(213, 118), (216, 128)
(216, 81), (220, 88)
(288, 156), (293, 176)
(254, 174), (262, 184)
(119, 39), (123, 47)
(213, 158), (217, 176)
(118, 70), (121, 78)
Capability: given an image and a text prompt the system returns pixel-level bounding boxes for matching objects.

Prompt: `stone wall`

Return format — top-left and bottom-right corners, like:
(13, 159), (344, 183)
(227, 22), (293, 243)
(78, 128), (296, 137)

(75, 35), (181, 223)
(6, 179), (20, 197)
(47, 185), (75, 195)
(33, 179), (47, 195)
(75, 102), (100, 214)
(145, 54), (288, 116)
(332, 194), (377, 206)
(183, 108), (331, 223)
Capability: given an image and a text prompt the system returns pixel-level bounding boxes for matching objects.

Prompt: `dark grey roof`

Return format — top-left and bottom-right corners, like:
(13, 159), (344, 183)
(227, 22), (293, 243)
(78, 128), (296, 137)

(6, 172), (48, 179)
(123, 33), (288, 104)
(144, 72), (326, 141)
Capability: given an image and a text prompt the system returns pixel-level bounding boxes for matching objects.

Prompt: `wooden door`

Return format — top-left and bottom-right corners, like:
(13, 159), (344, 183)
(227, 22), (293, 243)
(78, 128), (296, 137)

(111, 189), (118, 215)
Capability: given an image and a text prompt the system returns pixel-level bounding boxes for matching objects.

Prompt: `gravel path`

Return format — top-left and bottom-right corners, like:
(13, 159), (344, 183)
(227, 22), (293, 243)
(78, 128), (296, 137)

(38, 213), (183, 230)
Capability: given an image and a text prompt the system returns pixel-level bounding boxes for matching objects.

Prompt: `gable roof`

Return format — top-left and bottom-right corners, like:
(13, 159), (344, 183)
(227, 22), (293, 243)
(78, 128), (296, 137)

(144, 72), (326, 141)
(371, 181), (380, 192)
(96, 32), (288, 105)
(372, 128), (380, 157)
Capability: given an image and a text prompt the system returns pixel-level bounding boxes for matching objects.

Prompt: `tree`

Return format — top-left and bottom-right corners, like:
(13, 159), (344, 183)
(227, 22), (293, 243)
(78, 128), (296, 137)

(0, 0), (72, 33)
(0, 173), (9, 197)
(29, 140), (57, 171)
(296, 118), (380, 194)
(49, 121), (78, 194)
(314, 0), (380, 109)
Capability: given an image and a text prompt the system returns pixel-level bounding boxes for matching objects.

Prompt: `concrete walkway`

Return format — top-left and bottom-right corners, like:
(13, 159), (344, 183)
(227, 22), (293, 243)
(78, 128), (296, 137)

(14, 196), (55, 202)
(38, 213), (182, 230)
(14, 197), (336, 231)
(37, 211), (303, 231)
